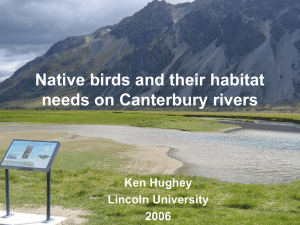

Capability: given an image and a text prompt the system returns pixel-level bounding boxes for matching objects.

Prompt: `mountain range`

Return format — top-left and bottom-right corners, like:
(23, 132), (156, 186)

(1, 0), (300, 109)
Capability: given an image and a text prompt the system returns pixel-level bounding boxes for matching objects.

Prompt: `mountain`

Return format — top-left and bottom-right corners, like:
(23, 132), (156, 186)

(1, 0), (300, 109)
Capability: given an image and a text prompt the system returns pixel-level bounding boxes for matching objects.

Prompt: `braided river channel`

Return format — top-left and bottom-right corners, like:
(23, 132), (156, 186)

(0, 120), (299, 184)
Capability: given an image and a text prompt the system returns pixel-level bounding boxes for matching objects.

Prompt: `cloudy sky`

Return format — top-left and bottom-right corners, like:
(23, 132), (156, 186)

(0, 0), (194, 82)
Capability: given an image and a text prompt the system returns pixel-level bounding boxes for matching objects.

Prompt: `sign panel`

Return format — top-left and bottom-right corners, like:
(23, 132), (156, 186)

(0, 139), (60, 172)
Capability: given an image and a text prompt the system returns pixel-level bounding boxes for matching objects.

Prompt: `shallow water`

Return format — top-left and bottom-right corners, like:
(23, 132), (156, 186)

(221, 119), (300, 133)
(170, 129), (300, 184)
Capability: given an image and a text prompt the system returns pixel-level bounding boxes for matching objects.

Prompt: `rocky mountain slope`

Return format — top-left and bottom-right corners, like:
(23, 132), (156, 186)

(1, 0), (300, 108)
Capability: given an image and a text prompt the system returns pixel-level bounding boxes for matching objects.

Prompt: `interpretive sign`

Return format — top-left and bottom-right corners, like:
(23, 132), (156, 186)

(0, 139), (61, 223)
(0, 139), (60, 172)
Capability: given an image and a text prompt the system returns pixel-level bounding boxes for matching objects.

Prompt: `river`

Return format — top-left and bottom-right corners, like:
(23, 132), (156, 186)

(0, 121), (299, 184)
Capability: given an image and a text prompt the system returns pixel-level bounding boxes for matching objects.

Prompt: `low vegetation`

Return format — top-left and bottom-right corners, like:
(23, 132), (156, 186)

(1, 109), (300, 132)
(1, 167), (300, 224)
(0, 110), (235, 132)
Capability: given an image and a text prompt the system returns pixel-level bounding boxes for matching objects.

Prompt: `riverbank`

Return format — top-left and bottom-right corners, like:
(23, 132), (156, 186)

(0, 131), (181, 175)
(0, 123), (299, 184)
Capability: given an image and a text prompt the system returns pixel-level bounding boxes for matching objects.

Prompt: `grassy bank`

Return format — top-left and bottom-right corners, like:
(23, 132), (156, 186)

(1, 109), (300, 132)
(0, 110), (234, 132)
(1, 168), (300, 224)
(0, 132), (178, 175)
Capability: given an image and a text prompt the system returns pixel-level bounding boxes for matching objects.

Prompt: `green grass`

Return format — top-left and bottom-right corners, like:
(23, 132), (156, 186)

(1, 169), (300, 224)
(0, 110), (235, 132)
(0, 137), (143, 173)
(1, 109), (300, 127)
(50, 138), (133, 171)
(2, 109), (300, 132)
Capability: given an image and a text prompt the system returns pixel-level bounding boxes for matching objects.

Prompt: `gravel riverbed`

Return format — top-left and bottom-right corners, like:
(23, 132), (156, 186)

(0, 123), (299, 184)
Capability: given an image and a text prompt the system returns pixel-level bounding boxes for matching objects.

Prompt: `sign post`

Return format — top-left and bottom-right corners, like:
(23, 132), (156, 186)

(3, 169), (13, 218)
(46, 169), (52, 223)
(0, 139), (61, 223)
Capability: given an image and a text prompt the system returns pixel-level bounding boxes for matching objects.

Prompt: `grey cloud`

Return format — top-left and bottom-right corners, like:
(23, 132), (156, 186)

(1, 45), (49, 58)
(0, 0), (150, 79)
(0, 0), (193, 80)
(0, 0), (194, 47)
(0, 45), (49, 79)
(0, 70), (13, 82)
(0, 0), (148, 47)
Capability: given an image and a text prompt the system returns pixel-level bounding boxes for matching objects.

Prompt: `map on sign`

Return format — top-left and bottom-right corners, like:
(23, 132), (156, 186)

(0, 140), (60, 171)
